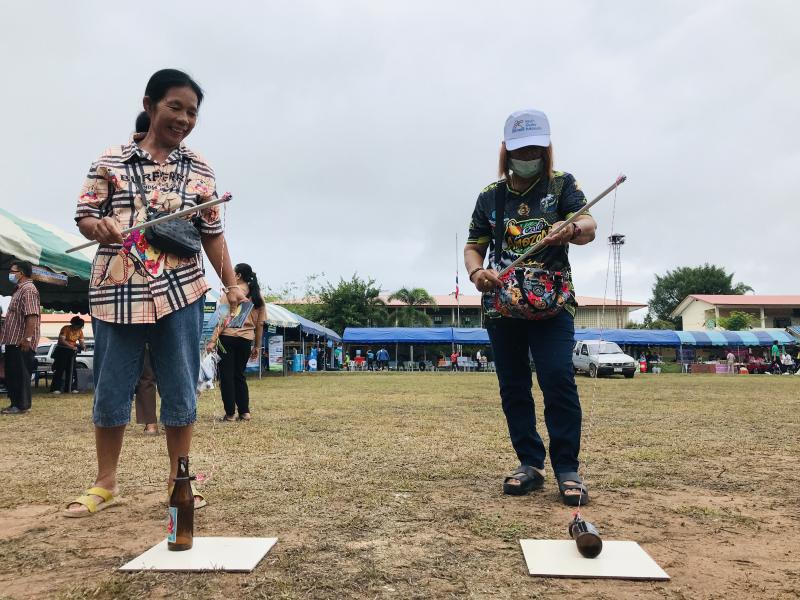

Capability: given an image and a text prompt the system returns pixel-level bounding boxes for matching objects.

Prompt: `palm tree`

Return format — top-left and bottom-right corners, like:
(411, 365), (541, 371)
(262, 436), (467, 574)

(388, 287), (437, 327)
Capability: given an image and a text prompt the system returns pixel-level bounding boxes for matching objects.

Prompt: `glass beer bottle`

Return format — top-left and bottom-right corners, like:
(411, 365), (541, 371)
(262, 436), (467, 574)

(168, 456), (195, 551)
(568, 515), (603, 559)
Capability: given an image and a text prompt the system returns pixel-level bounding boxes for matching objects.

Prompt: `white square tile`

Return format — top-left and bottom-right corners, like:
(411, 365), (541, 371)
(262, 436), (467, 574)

(520, 540), (669, 580)
(119, 537), (278, 572)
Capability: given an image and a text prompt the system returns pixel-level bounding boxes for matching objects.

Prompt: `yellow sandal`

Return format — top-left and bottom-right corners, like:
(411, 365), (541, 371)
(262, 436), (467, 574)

(63, 486), (121, 518)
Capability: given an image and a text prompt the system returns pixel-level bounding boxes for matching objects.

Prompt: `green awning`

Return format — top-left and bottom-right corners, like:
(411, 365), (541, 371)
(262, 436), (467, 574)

(0, 208), (95, 312)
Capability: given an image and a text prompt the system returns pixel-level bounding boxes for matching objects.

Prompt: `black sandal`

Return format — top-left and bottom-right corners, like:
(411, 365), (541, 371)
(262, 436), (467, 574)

(503, 465), (545, 496)
(556, 471), (589, 506)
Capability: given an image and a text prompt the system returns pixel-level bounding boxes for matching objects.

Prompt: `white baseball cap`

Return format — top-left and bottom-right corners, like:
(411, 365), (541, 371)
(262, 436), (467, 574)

(503, 109), (550, 150)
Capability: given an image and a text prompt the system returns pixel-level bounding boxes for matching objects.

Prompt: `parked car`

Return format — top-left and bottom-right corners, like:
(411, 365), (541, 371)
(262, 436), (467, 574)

(744, 359), (770, 374)
(35, 340), (94, 372)
(573, 340), (637, 378)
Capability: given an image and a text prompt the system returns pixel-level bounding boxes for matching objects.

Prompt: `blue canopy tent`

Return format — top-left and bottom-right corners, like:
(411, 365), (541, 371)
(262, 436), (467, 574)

(573, 328), (794, 346)
(345, 327), (796, 346)
(344, 327), (452, 344)
(343, 327), (457, 365)
(294, 313), (341, 341)
(452, 328), (490, 344)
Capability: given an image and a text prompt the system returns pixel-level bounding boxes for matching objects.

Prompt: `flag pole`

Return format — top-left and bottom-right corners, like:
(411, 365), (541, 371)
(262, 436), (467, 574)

(455, 232), (460, 329)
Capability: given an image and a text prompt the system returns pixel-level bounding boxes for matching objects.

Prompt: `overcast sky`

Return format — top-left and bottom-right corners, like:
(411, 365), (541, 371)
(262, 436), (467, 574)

(2, 1), (797, 318)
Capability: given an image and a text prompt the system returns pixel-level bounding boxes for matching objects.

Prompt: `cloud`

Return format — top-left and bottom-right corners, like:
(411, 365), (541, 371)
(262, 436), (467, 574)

(1, 0), (797, 307)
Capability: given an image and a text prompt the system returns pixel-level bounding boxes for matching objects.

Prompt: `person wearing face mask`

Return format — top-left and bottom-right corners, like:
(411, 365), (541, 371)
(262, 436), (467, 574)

(0, 260), (41, 415)
(207, 263), (266, 421)
(463, 109), (597, 505)
(65, 69), (245, 517)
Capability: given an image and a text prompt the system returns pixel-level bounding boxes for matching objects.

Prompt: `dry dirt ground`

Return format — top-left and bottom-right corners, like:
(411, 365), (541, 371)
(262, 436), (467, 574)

(0, 372), (797, 599)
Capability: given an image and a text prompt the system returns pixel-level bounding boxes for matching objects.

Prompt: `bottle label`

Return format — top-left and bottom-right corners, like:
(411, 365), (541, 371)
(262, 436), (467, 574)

(167, 506), (177, 543)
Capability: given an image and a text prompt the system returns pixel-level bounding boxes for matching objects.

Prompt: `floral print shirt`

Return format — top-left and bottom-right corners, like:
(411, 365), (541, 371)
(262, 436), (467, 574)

(75, 138), (223, 324)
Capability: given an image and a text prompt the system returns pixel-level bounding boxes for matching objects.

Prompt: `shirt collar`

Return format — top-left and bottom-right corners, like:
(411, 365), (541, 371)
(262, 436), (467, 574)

(120, 135), (196, 164)
(507, 176), (543, 197)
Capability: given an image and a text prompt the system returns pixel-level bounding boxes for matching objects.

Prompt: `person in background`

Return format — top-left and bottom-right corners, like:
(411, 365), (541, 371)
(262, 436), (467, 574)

(65, 69), (242, 516)
(366, 348), (376, 371)
(1, 260), (40, 415)
(450, 350), (459, 372)
(318, 345), (326, 372)
(376, 346), (390, 370)
(50, 316), (85, 394)
(726, 350), (736, 375)
(779, 351), (793, 374)
(769, 341), (781, 374)
(334, 345), (342, 369)
(207, 263), (265, 422)
(134, 347), (159, 435)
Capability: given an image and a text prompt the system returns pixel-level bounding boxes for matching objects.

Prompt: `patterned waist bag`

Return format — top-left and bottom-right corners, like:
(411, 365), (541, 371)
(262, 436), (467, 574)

(482, 267), (572, 320)
(482, 181), (573, 321)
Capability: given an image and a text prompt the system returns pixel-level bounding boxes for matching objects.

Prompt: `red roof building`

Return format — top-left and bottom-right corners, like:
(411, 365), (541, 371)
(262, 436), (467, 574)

(670, 295), (800, 330)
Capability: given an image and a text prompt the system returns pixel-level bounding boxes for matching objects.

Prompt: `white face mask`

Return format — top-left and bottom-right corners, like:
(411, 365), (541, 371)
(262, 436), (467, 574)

(508, 157), (543, 179)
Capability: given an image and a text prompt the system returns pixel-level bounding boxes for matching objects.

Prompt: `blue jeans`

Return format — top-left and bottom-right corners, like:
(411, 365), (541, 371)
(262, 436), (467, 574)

(486, 310), (581, 474)
(92, 299), (203, 427)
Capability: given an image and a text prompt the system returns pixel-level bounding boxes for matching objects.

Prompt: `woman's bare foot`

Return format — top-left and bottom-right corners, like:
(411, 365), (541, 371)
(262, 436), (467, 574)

(505, 465), (545, 488)
(65, 483), (119, 515)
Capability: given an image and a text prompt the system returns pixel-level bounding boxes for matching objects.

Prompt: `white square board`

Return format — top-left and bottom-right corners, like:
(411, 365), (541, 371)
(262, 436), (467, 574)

(520, 540), (669, 580)
(120, 537), (277, 572)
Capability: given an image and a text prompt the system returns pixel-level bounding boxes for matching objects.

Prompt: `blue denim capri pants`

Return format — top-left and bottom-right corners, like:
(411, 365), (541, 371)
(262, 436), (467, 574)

(91, 298), (203, 427)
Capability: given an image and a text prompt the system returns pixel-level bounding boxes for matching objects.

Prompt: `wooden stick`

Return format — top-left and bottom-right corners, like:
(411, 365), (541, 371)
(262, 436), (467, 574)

(66, 194), (232, 254)
(497, 175), (626, 277)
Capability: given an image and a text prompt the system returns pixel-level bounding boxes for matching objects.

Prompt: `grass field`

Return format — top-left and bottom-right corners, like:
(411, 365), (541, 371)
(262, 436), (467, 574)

(0, 372), (798, 599)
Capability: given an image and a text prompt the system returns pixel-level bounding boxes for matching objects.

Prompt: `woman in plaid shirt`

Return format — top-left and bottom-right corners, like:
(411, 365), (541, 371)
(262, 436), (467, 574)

(65, 69), (245, 517)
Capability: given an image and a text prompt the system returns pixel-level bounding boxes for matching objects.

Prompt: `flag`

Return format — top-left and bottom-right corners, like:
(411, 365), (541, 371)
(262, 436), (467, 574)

(455, 272), (459, 301)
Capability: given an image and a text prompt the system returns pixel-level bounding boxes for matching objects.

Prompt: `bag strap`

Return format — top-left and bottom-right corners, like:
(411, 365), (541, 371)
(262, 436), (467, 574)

(493, 181), (507, 269)
(131, 175), (156, 215)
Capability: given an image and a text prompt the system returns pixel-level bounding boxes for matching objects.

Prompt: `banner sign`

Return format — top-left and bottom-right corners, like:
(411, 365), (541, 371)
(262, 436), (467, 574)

(31, 266), (68, 286)
(268, 335), (284, 372)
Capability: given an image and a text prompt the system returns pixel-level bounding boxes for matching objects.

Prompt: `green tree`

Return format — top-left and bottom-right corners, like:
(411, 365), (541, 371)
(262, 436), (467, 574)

(640, 313), (680, 330)
(263, 274), (322, 304)
(648, 264), (753, 329)
(718, 311), (757, 331)
(306, 274), (389, 334)
(387, 287), (436, 327)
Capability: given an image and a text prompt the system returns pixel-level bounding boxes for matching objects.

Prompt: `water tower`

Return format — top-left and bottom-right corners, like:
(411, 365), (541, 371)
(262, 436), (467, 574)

(608, 233), (626, 328)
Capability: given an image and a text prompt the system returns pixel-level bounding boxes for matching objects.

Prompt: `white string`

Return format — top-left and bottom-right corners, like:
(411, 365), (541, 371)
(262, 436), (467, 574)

(575, 178), (620, 512)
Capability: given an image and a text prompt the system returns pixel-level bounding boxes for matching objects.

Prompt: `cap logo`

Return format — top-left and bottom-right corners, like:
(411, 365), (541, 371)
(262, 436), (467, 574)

(512, 118), (545, 135)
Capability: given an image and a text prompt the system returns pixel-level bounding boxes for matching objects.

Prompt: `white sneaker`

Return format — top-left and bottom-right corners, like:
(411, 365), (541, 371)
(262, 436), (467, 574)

(51, 390), (62, 395)
(71, 390), (79, 394)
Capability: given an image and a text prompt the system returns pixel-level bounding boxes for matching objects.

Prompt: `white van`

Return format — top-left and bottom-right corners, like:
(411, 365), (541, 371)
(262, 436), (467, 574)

(572, 340), (637, 378)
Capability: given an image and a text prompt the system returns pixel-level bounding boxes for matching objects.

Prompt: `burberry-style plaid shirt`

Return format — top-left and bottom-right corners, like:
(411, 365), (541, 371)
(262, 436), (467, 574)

(0, 280), (41, 345)
(75, 138), (223, 324)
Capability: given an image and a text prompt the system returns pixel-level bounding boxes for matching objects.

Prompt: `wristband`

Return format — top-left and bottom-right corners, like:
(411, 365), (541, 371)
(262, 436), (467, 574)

(468, 267), (484, 282)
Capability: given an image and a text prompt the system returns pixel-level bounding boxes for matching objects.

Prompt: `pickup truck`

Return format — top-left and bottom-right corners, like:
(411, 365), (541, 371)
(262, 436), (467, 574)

(572, 340), (637, 378)
(35, 341), (94, 372)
